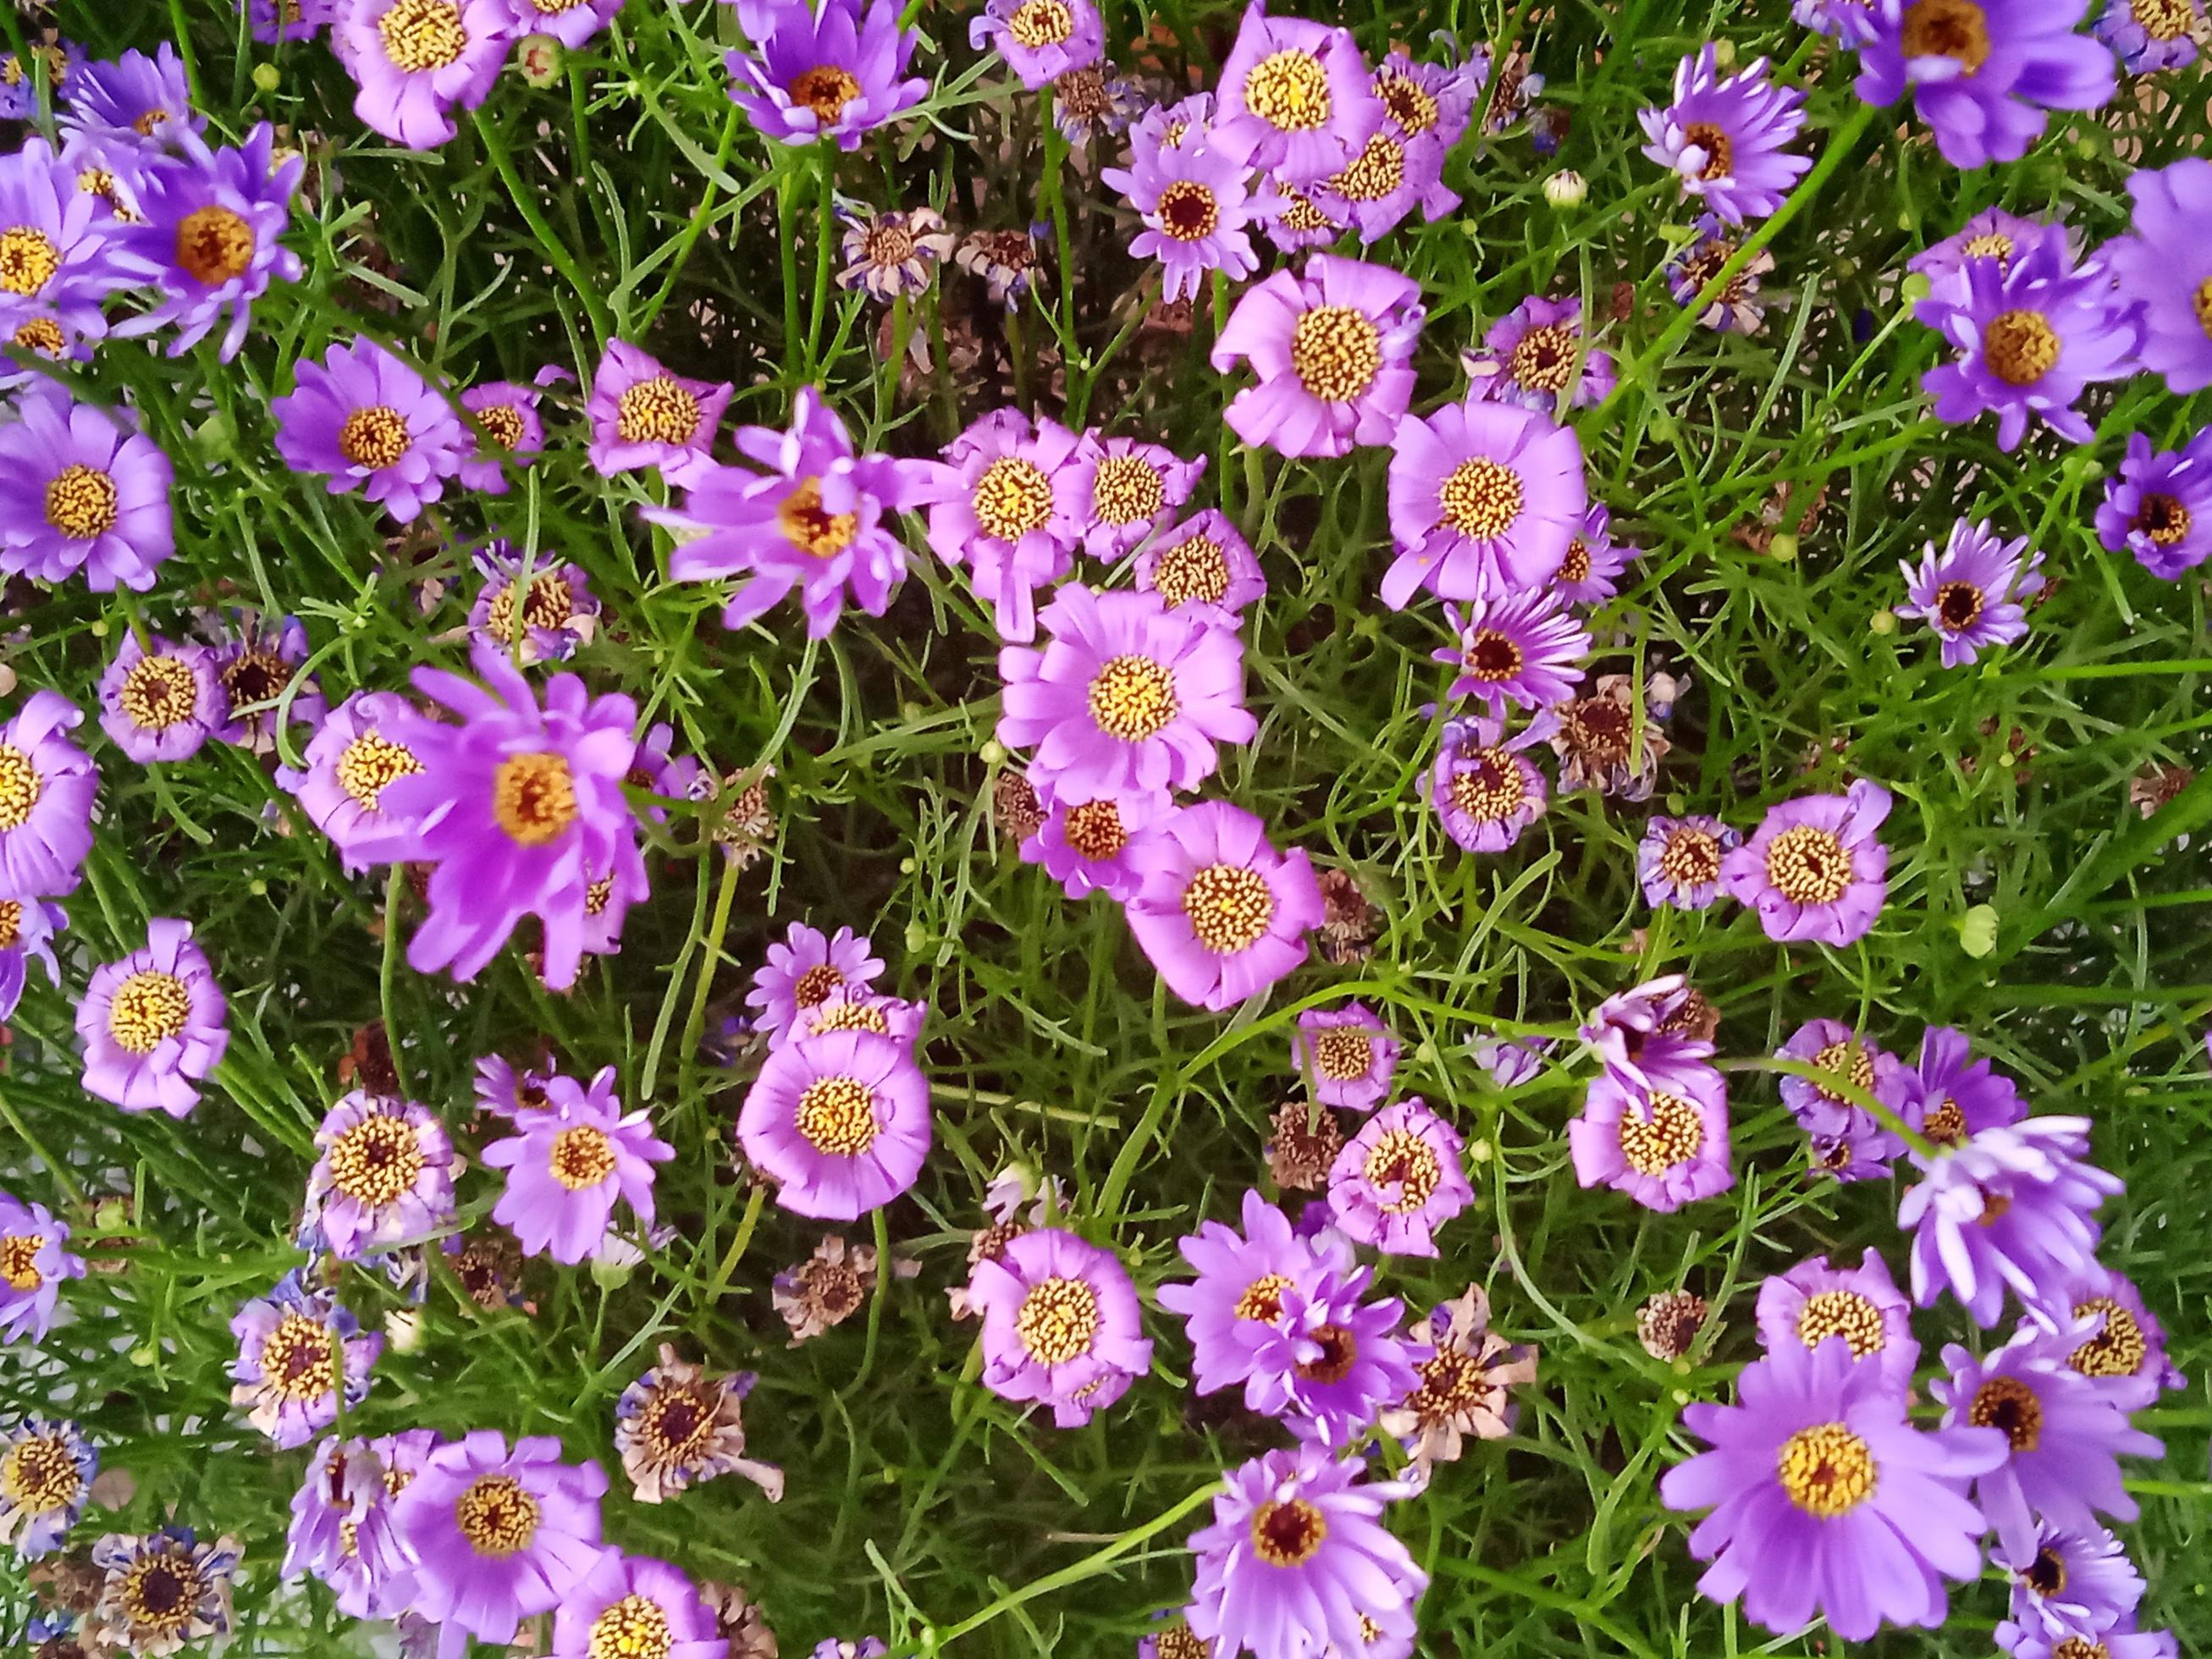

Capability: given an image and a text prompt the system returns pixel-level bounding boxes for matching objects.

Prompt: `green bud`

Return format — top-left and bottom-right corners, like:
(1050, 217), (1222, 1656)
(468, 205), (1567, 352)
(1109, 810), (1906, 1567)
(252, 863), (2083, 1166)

(1768, 532), (1799, 563)
(251, 62), (282, 95)
(1958, 904), (2000, 958)
(1867, 608), (1896, 636)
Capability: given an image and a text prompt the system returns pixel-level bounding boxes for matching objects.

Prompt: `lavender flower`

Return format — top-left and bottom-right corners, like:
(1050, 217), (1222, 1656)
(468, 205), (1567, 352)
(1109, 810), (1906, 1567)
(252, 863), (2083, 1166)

(1465, 295), (1617, 411)
(1906, 1023), (2027, 1147)
(2093, 0), (2202, 68)
(339, 0), (514, 149)
(723, 0), (929, 150)
(1437, 589), (1591, 715)
(228, 1276), (382, 1448)
(282, 691), (428, 874)
(466, 542), (599, 663)
(2001, 1519), (2147, 1639)
(1291, 1002), (1399, 1111)
(273, 337), (466, 525)
(77, 918), (229, 1116)
(1212, 254), (1426, 460)
(1123, 800), (1321, 1011)
(0, 899), (63, 1022)
(1327, 1099), (1472, 1256)
(1637, 814), (1738, 909)
(1244, 1265), (1419, 1446)
(968, 1227), (1152, 1425)
(737, 1028), (932, 1218)
(1101, 139), (1274, 302)
(918, 409), (1085, 641)
(1157, 1189), (1349, 1398)
(97, 632), (219, 763)
(1639, 47), (1809, 223)
(2094, 430), (2212, 579)
(1856, 0), (2116, 169)
(1775, 1017), (1909, 1138)
(1018, 788), (1164, 902)
(1383, 396), (1586, 607)
(1900, 519), (2044, 665)
(1719, 779), (1893, 946)
(585, 340), (733, 484)
(2018, 1264), (2185, 1408)
(0, 1195), (83, 1343)
(458, 378), (549, 491)
(1569, 1067), (1734, 1212)
(968, 0), (1102, 88)
(2103, 158), (2212, 395)
(1064, 433), (1204, 560)
(1134, 511), (1267, 619)
(747, 922), (886, 1040)
(306, 1093), (459, 1261)
(1429, 713), (1553, 852)
(0, 1419), (96, 1557)
(1308, 129), (1456, 243)
(1910, 206), (2074, 299)
(483, 1067), (673, 1264)
(1754, 1250), (1920, 1397)
(0, 390), (174, 592)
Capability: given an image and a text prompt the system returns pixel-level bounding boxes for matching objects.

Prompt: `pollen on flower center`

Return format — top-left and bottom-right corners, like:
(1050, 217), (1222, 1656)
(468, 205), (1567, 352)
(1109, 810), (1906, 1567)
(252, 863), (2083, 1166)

(2054, 1639), (2113, 1659)
(44, 463), (119, 539)
(1448, 751), (1527, 823)
(530, 0), (591, 11)
(778, 477), (860, 558)
(1921, 1096), (1967, 1144)
(1437, 459), (1526, 539)
(0, 227), (60, 297)
(1361, 1127), (1442, 1211)
(2135, 493), (2191, 545)
(1558, 539), (1592, 583)
(1151, 535), (1231, 606)
(1969, 1375), (2044, 1450)
(488, 574), (576, 642)
(641, 1384), (715, 1461)
(120, 1556), (203, 1633)
(108, 970), (192, 1054)
(1289, 305), (1382, 403)
(329, 1114), (425, 1206)
(176, 206), (256, 285)
(795, 1075), (880, 1156)
(0, 1234), (45, 1292)
(1776, 1421), (1877, 1516)
(1811, 1039), (1874, 1104)
(1233, 1271), (1291, 1321)
(1796, 1289), (1886, 1357)
(260, 1310), (339, 1402)
(1960, 231), (2015, 268)
(1658, 826), (1720, 886)
(1764, 824), (1851, 906)
(492, 752), (579, 846)
(0, 901), (19, 951)
(1278, 189), (1338, 234)
(2193, 277), (2212, 339)
(1463, 629), (1525, 683)
(1062, 798), (1128, 861)
(1091, 455), (1167, 525)
(970, 456), (1057, 540)
(1935, 580), (1984, 631)
(1616, 1091), (1705, 1174)
(454, 1474), (541, 1557)
(1329, 133), (1406, 203)
(549, 1124), (616, 1190)
(1249, 1496), (1328, 1566)
(1243, 49), (1332, 132)
(336, 731), (423, 811)
(792, 964), (845, 1007)
(1983, 309), (2060, 386)
(1313, 1027), (1373, 1081)
(1376, 71), (1439, 135)
(1509, 324), (1578, 394)
(120, 654), (200, 733)
(378, 0), (470, 73)
(1181, 862), (1276, 954)
(1152, 1629), (1209, 1659)
(339, 405), (412, 470)
(1014, 1275), (1100, 1364)
(2067, 1297), (2149, 1379)
(589, 1594), (674, 1659)
(1087, 653), (1181, 741)
(1, 1434), (82, 1513)
(13, 317), (63, 357)
(1900, 0), (1991, 71)
(1156, 179), (1220, 241)
(1007, 0), (1075, 47)
(1295, 1322), (1360, 1382)
(1681, 120), (1734, 180)
(615, 378), (702, 446)
(787, 63), (863, 123)
(2130, 0), (2193, 35)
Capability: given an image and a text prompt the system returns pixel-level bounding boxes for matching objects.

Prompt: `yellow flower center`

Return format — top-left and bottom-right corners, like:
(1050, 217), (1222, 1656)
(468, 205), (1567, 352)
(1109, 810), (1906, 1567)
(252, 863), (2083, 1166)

(2135, 493), (2191, 546)
(454, 1474), (541, 1557)
(2067, 1297), (2149, 1381)
(328, 1113), (426, 1207)
(0, 743), (44, 832)
(1180, 863), (1276, 955)
(1961, 230), (2015, 267)
(119, 653), (201, 734)
(1249, 1496), (1328, 1566)
(1811, 1039), (1875, 1104)
(1983, 309), (2060, 386)
(1447, 749), (1527, 824)
(108, 970), (192, 1054)
(614, 377), (702, 446)
(1437, 459), (1525, 538)
(1764, 824), (1852, 906)
(1090, 455), (1167, 526)
(0, 228), (61, 298)
(779, 477), (860, 558)
(1796, 1289), (1886, 1357)
(1615, 1091), (1706, 1175)
(1682, 121), (1733, 180)
(1313, 1027), (1373, 1081)
(1086, 653), (1180, 741)
(1508, 323), (1578, 394)
(787, 63), (862, 124)
(491, 752), (578, 846)
(338, 406), (412, 470)
(378, 0), (470, 73)
(2130, 0), (2194, 34)
(970, 456), (1056, 541)
(0, 1234), (44, 1292)
(1658, 825), (1720, 887)
(477, 403), (527, 449)
(1776, 1422), (1877, 1516)
(1014, 1275), (1100, 1364)
(1900, 0), (1991, 69)
(1328, 133), (1406, 203)
(1007, 0), (1075, 47)
(549, 1124), (617, 1190)
(12, 317), (63, 356)
(0, 900), (19, 951)
(589, 1595), (673, 1659)
(43, 464), (118, 539)
(1243, 49), (1332, 132)
(119, 1552), (205, 1635)
(1360, 1126), (1442, 1212)
(1062, 798), (1128, 861)
(487, 573), (576, 643)
(175, 206), (256, 285)
(1968, 1375), (2044, 1451)
(794, 1075), (880, 1156)
(1289, 305), (1382, 403)
(2194, 277), (2212, 340)
(336, 731), (423, 811)
(0, 1432), (81, 1513)
(1151, 535), (1231, 606)
(1232, 1272), (1290, 1321)
(258, 1309), (339, 1403)
(1376, 69), (1438, 135)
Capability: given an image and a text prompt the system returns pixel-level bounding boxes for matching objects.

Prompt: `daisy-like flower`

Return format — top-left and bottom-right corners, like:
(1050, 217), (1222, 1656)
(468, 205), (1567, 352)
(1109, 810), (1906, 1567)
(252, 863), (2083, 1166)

(1720, 779), (1894, 947)
(1665, 216), (1775, 333)
(1552, 502), (1638, 606)
(366, 642), (643, 989)
(2001, 1623), (2181, 1659)
(1581, 976), (1720, 1099)
(63, 47), (196, 153)
(1637, 814), (1738, 910)
(724, 0), (929, 150)
(1639, 47), (1809, 224)
(0, 1419), (96, 1558)
(1856, 0), (2115, 170)
(1775, 1017), (1910, 1138)
(738, 1028), (932, 1219)
(1186, 1442), (1425, 1659)
(1898, 1116), (2119, 1326)
(813, 1643), (889, 1659)
(482, 1067), (672, 1265)
(2001, 1519), (2147, 1639)
(209, 611), (325, 755)
(1917, 239), (2136, 451)
(968, 1227), (1153, 1426)
(1157, 1189), (1349, 1397)
(1382, 397), (1586, 607)
(466, 543), (599, 664)
(968, 0), (1100, 88)
(2104, 159), (2212, 395)
(1292, 1002), (1399, 1111)
(918, 409), (1084, 642)
(1934, 1339), (2161, 1563)
(1372, 47), (1477, 156)
(492, 0), (625, 47)
(1213, 255), (1424, 460)
(1018, 787), (1166, 903)
(1906, 1024), (2026, 1149)
(1465, 295), (1617, 412)
(1754, 1250), (1920, 1397)
(1327, 1100), (1472, 1256)
(655, 387), (932, 640)
(1307, 127), (1456, 244)
(0, 1195), (83, 1343)
(1051, 63), (1139, 145)
(787, 989), (928, 1047)
(2094, 0), (2202, 66)
(1437, 590), (1591, 715)
(1260, 179), (1345, 251)
(0, 898), (64, 1022)
(91, 1529), (242, 1659)
(228, 1276), (383, 1449)
(1123, 800), (1321, 1011)
(615, 1344), (783, 1502)
(287, 1436), (416, 1618)
(1380, 1286), (1539, 1471)
(0, 390), (174, 592)
(997, 586), (1255, 812)
(391, 1430), (607, 1651)
(2095, 430), (2212, 580)
(456, 378), (549, 491)
(1245, 1266), (1419, 1447)
(1102, 140), (1273, 304)
(1569, 1068), (1734, 1212)
(1908, 206), (2074, 300)
(1134, 511), (1266, 619)
(339, 0), (512, 149)
(837, 206), (953, 300)
(1064, 435), (1203, 561)
(774, 1233), (914, 1342)
(97, 632), (220, 764)
(956, 224), (1047, 307)
(1428, 713), (1552, 853)
(2019, 1264), (2185, 1408)
(1900, 518), (2044, 665)
(550, 1552), (728, 1659)
(104, 125), (303, 361)
(0, 40), (83, 119)
(0, 138), (118, 336)
(1211, 3), (1382, 182)
(1812, 1113), (1909, 1182)
(273, 337), (466, 525)
(306, 1094), (459, 1262)
(76, 918), (229, 1116)
(747, 922), (885, 1040)
(584, 340), (733, 484)
(281, 691), (428, 874)
(1659, 1336), (2006, 1641)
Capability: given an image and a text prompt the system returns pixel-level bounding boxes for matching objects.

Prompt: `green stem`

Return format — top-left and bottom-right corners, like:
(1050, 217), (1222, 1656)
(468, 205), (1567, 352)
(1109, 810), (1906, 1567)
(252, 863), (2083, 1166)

(473, 112), (612, 344)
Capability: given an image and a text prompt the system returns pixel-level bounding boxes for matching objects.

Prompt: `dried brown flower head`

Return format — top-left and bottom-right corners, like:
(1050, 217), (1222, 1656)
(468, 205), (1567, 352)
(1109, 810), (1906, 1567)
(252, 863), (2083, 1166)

(1636, 1290), (1712, 1360)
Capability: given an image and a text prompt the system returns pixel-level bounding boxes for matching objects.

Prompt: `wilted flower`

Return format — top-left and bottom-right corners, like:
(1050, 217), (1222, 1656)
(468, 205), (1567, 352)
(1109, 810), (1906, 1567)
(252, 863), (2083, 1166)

(1266, 1100), (1344, 1191)
(615, 1345), (783, 1504)
(837, 206), (953, 300)
(1664, 216), (1774, 333)
(1550, 673), (1669, 800)
(90, 1529), (241, 1658)
(1380, 1286), (1538, 1468)
(0, 1419), (96, 1558)
(1636, 1289), (1710, 1360)
(955, 225), (1046, 306)
(773, 1234), (915, 1343)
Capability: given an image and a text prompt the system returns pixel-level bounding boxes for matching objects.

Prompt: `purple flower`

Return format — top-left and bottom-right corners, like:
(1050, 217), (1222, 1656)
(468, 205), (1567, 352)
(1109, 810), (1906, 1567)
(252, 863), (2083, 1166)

(1102, 139), (1274, 303)
(1244, 1265), (1418, 1446)
(1211, 3), (1383, 183)
(228, 1276), (382, 1449)
(285, 1436), (414, 1618)
(1123, 800), (1321, 1011)
(1437, 589), (1590, 715)
(0, 1418), (96, 1557)
(1569, 1067), (1734, 1212)
(1776, 1017), (1910, 1137)
(1918, 239), (2136, 451)
(61, 46), (197, 151)
(1292, 1001), (1399, 1111)
(306, 1093), (460, 1262)
(1064, 434), (1204, 560)
(918, 409), (1084, 641)
(76, 918), (229, 1116)
(0, 390), (174, 592)
(1308, 128), (1456, 243)
(104, 125), (303, 360)
(586, 340), (733, 484)
(282, 691), (428, 874)
(838, 205), (953, 300)
(2001, 1624), (2178, 1659)
(466, 543), (599, 664)
(457, 378), (549, 491)
(968, 1227), (1152, 1426)
(2094, 430), (2212, 579)
(1186, 1443), (1425, 1659)
(339, 0), (513, 150)
(1382, 396), (1586, 608)
(1212, 255), (1425, 460)
(0, 138), (119, 335)
(389, 1430), (607, 1650)
(737, 1028), (931, 1219)
(1813, 1113), (1908, 1183)
(1157, 1188), (1349, 1398)
(1552, 503), (1637, 605)
(1580, 975), (1718, 1097)
(1659, 1336), (2006, 1640)
(968, 0), (1101, 88)
(97, 632), (219, 763)
(491, 0), (625, 47)
(551, 1551), (725, 1659)
(1665, 216), (1774, 333)
(1134, 510), (1266, 619)
(1856, 0), (2115, 169)
(1260, 178), (1345, 251)
(2093, 0), (2201, 66)
(1018, 788), (1165, 902)
(1371, 49), (1477, 157)
(1639, 48), (1808, 224)
(1906, 1023), (2026, 1148)
(2104, 158), (2212, 395)
(1473, 1033), (1551, 1089)
(1465, 294), (1617, 411)
(210, 611), (325, 755)
(482, 1066), (672, 1265)
(1934, 1338), (2161, 1562)
(997, 585), (1255, 812)
(1720, 779), (1893, 946)
(1428, 713), (1552, 852)
(1898, 1116), (2119, 1326)
(273, 337), (466, 525)
(0, 898), (64, 1022)
(1637, 814), (1737, 909)
(747, 922), (886, 1041)
(0, 1195), (83, 1343)
(1754, 1250), (1920, 1397)
(1796, 0), (1901, 41)
(368, 642), (643, 989)
(787, 989), (928, 1048)
(1327, 1099), (1471, 1257)
(2017, 1264), (2185, 1408)
(1910, 206), (2075, 299)
(1900, 518), (2044, 665)
(248, 0), (336, 43)
(655, 386), (929, 640)
(2000, 1520), (2146, 1639)
(723, 0), (929, 150)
